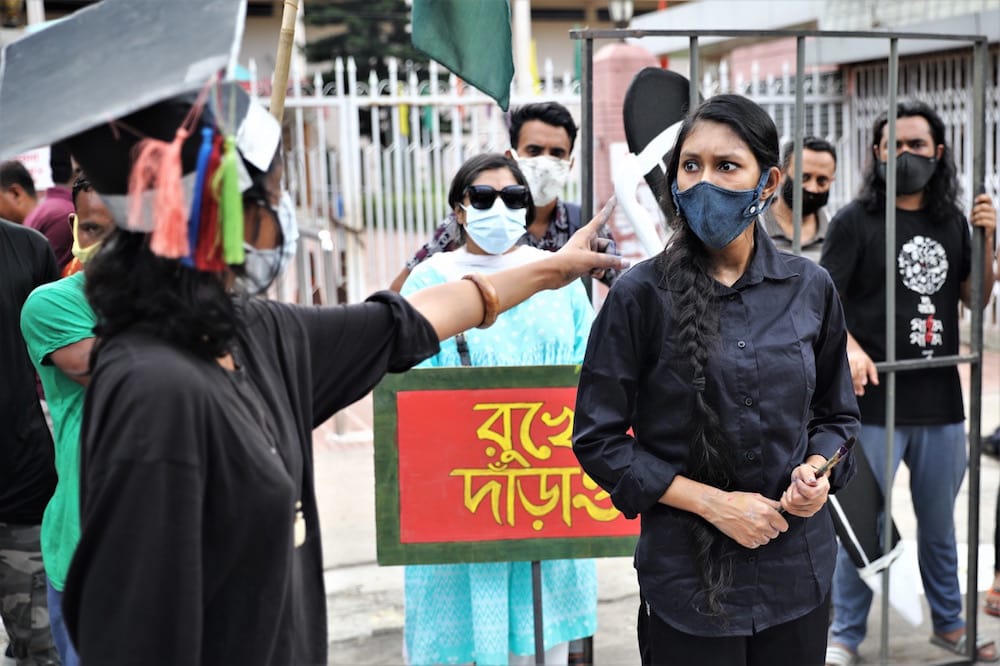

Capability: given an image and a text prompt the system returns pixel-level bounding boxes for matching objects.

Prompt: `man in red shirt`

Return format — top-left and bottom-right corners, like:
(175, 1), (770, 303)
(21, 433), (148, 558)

(24, 141), (74, 271)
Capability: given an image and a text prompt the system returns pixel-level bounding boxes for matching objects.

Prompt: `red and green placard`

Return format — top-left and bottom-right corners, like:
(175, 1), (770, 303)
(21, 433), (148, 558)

(374, 365), (639, 565)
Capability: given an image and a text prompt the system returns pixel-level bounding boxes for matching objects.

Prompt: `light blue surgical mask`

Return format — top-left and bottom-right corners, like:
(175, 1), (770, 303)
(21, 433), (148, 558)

(461, 199), (528, 255)
(670, 171), (771, 249)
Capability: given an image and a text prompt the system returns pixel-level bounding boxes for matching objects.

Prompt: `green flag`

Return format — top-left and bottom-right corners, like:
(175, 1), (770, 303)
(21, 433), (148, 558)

(411, 0), (514, 110)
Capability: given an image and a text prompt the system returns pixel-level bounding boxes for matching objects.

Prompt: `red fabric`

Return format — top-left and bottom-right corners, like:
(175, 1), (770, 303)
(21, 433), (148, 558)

(194, 134), (225, 272)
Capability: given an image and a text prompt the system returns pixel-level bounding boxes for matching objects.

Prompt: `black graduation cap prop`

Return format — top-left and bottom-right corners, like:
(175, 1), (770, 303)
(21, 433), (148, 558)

(611, 68), (699, 255)
(0, 0), (281, 267)
(622, 68), (700, 195)
(0, 0), (246, 162)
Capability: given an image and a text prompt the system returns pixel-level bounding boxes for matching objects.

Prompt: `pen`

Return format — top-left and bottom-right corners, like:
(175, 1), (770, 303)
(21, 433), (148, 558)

(777, 436), (856, 515)
(812, 436), (857, 477)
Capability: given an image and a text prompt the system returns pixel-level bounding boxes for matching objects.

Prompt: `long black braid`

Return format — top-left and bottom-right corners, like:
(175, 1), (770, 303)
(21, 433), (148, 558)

(658, 223), (736, 618)
(655, 94), (780, 618)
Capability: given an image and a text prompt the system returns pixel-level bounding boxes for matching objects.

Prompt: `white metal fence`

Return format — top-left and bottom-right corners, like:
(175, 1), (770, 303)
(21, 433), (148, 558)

(270, 48), (999, 333)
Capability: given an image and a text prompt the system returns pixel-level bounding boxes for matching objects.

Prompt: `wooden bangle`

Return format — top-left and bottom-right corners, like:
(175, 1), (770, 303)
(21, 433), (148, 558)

(462, 273), (500, 329)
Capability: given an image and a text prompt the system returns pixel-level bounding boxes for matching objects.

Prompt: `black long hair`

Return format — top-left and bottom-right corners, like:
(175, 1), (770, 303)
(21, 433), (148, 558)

(656, 94), (780, 618)
(857, 100), (962, 221)
(85, 231), (238, 362)
(83, 144), (284, 365)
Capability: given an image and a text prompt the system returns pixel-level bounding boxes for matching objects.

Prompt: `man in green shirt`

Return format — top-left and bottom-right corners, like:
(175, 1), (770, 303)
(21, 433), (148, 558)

(20, 176), (113, 666)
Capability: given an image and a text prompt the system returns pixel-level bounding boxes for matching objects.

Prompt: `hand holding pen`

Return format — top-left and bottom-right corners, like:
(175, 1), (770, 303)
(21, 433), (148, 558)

(780, 437), (856, 518)
(812, 437), (856, 477)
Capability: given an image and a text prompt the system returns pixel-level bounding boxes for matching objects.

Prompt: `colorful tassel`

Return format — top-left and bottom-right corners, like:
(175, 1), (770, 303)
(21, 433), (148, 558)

(195, 134), (225, 272)
(212, 135), (244, 266)
(182, 126), (216, 267)
(128, 126), (191, 258)
(123, 75), (214, 260)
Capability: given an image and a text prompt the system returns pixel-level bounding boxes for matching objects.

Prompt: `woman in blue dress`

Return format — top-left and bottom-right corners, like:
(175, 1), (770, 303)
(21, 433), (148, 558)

(400, 153), (598, 665)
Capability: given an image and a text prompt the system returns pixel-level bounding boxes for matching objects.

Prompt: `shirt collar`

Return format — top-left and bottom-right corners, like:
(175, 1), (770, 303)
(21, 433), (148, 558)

(739, 222), (799, 287)
(46, 186), (73, 201)
(761, 205), (829, 247)
(662, 223), (798, 293)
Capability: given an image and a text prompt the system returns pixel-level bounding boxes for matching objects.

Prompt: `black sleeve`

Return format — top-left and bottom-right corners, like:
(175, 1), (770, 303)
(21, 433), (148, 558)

(959, 208), (973, 282)
(819, 205), (862, 297)
(38, 240), (58, 284)
(299, 291), (440, 425)
(806, 270), (861, 492)
(572, 277), (678, 518)
(64, 347), (207, 665)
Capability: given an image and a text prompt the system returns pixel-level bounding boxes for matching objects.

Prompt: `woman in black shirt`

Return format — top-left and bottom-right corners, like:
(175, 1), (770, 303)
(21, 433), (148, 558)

(573, 94), (859, 665)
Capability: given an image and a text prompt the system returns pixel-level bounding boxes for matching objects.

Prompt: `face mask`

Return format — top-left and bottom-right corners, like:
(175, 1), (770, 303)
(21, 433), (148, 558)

(671, 171), (771, 250)
(235, 191), (300, 296)
(461, 198), (528, 255)
(513, 152), (570, 206)
(780, 178), (830, 216)
(70, 214), (102, 264)
(877, 152), (937, 195)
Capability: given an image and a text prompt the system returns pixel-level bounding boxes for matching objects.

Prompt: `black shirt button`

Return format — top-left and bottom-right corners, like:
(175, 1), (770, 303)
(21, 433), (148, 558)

(748, 555), (757, 563)
(746, 451), (756, 462)
(737, 340), (746, 349)
(744, 397), (753, 407)
(729, 294), (737, 301)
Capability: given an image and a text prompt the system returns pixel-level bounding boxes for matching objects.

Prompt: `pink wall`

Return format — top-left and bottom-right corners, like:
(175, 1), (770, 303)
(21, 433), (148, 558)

(726, 38), (837, 84)
(592, 42), (659, 207)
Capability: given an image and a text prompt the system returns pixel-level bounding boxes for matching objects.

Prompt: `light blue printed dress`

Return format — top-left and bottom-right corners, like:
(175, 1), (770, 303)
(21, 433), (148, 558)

(400, 246), (599, 666)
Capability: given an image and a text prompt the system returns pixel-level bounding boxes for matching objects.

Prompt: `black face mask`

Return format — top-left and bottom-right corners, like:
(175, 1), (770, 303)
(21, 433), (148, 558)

(877, 152), (937, 195)
(780, 178), (830, 216)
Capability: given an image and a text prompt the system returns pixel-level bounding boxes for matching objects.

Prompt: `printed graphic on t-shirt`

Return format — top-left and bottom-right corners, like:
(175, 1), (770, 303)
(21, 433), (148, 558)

(898, 235), (949, 357)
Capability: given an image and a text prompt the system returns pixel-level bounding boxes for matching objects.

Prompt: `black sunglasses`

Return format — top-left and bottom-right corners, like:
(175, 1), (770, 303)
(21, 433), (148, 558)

(465, 185), (531, 210)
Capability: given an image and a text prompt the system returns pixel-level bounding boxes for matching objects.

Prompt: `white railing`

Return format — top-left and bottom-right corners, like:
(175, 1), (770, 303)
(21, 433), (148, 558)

(269, 50), (999, 334)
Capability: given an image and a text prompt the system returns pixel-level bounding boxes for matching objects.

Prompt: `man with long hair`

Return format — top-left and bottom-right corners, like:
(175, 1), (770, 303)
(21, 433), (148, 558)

(821, 101), (997, 665)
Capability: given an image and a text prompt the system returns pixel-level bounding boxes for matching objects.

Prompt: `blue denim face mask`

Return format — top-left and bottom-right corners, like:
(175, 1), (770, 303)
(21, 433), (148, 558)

(670, 170), (771, 249)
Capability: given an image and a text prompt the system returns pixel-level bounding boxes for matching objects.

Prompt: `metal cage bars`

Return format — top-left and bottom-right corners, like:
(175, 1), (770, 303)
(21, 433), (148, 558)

(571, 26), (990, 666)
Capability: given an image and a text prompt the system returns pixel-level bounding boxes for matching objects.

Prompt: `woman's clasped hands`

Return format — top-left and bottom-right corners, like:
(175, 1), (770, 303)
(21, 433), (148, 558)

(704, 457), (831, 550)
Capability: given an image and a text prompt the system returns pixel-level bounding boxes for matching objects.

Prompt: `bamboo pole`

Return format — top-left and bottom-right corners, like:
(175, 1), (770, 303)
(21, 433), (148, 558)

(270, 0), (300, 123)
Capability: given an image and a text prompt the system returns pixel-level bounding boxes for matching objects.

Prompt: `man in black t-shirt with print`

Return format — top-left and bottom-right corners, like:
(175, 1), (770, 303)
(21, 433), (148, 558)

(821, 101), (996, 665)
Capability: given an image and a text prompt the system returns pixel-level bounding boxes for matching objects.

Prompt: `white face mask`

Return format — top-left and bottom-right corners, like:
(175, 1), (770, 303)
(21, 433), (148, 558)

(513, 152), (571, 206)
(235, 191), (300, 296)
(461, 198), (527, 255)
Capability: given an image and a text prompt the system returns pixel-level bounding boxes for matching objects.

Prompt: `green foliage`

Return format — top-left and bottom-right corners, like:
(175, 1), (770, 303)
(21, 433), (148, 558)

(304, 0), (429, 81)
